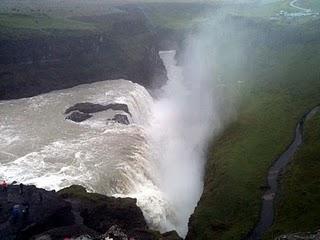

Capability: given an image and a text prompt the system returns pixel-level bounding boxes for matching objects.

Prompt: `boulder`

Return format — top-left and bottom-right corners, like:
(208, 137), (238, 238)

(110, 114), (130, 125)
(103, 225), (128, 240)
(65, 102), (131, 116)
(66, 112), (93, 123)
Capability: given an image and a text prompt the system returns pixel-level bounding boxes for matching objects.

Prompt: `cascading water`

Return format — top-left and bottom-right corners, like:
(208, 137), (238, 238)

(0, 46), (227, 237)
(0, 79), (171, 231)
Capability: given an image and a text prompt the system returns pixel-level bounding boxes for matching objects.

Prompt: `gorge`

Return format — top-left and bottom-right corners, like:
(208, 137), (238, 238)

(0, 45), (221, 238)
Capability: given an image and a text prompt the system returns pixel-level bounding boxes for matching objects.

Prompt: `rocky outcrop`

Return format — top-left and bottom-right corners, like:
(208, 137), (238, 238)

(66, 112), (93, 123)
(65, 102), (132, 123)
(0, 184), (74, 240)
(65, 103), (131, 116)
(58, 185), (147, 234)
(0, 184), (181, 240)
(110, 114), (130, 125)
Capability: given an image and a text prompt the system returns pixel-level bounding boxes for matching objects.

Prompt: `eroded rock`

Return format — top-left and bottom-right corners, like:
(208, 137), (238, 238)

(65, 102), (131, 116)
(66, 111), (93, 122)
(110, 114), (130, 125)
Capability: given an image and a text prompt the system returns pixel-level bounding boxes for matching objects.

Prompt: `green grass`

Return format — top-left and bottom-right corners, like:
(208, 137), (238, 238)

(223, 0), (320, 22)
(0, 13), (94, 30)
(264, 110), (320, 239)
(0, 13), (96, 39)
(294, 0), (320, 11)
(189, 23), (320, 239)
(225, 0), (295, 18)
(0, 2), (212, 39)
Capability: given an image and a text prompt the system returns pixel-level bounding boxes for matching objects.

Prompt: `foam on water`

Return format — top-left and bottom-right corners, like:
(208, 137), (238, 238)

(0, 79), (170, 231)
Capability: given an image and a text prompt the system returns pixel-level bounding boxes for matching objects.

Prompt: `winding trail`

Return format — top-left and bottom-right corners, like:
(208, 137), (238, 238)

(246, 105), (320, 240)
(289, 0), (310, 12)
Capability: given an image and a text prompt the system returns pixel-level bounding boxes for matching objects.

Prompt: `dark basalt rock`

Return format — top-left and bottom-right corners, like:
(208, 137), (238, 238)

(31, 224), (99, 240)
(103, 225), (128, 240)
(0, 184), (182, 240)
(161, 231), (183, 240)
(0, 185), (74, 240)
(65, 102), (131, 116)
(111, 114), (130, 125)
(58, 185), (147, 234)
(66, 111), (93, 123)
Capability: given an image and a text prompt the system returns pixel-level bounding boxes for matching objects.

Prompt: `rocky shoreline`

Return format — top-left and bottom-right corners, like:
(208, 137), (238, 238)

(0, 184), (181, 240)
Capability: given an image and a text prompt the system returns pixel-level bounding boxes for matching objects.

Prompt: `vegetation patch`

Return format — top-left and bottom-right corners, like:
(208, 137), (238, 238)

(265, 110), (320, 239)
(188, 17), (320, 240)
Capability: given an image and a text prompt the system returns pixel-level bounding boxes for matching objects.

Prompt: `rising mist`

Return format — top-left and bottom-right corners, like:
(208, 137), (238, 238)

(150, 15), (247, 235)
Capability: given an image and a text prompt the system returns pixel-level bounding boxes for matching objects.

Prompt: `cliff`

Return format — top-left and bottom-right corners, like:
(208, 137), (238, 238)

(0, 10), (167, 100)
(0, 184), (181, 240)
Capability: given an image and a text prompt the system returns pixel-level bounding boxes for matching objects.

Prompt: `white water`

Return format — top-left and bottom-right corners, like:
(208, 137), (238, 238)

(0, 49), (223, 236)
(0, 79), (172, 231)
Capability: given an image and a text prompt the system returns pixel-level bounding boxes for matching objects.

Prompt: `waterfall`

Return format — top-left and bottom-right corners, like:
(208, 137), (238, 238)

(0, 79), (172, 231)
(0, 48), (220, 236)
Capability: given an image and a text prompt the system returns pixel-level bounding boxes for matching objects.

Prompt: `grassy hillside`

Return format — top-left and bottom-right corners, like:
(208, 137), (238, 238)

(265, 109), (320, 239)
(294, 0), (320, 11)
(187, 17), (320, 239)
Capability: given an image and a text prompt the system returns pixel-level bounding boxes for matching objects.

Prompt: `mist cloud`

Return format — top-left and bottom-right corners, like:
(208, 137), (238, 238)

(150, 14), (246, 236)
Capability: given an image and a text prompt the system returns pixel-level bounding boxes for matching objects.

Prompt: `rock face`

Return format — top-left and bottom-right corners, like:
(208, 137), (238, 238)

(0, 184), (182, 240)
(0, 8), (167, 100)
(58, 185), (147, 234)
(0, 184), (74, 240)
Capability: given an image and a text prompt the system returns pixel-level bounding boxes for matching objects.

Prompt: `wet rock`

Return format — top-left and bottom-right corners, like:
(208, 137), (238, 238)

(0, 184), (74, 240)
(103, 225), (128, 240)
(66, 111), (93, 122)
(65, 102), (131, 116)
(110, 114), (130, 125)
(161, 231), (183, 240)
(0, 184), (182, 240)
(58, 185), (147, 234)
(32, 225), (99, 240)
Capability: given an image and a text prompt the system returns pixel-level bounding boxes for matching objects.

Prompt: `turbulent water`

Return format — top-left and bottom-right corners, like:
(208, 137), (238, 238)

(0, 50), (181, 234)
(0, 78), (172, 229)
(0, 50), (210, 236)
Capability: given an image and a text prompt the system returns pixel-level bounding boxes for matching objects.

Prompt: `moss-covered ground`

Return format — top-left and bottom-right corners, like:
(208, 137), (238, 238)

(264, 110), (320, 239)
